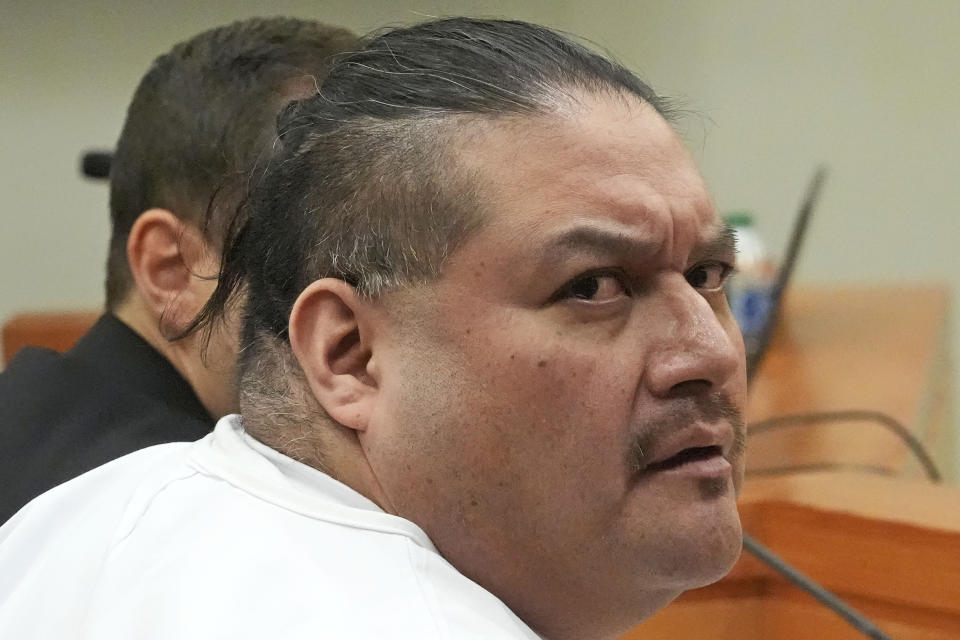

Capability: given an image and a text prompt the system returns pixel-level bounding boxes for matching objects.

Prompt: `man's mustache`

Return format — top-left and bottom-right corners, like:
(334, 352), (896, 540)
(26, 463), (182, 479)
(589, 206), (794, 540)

(627, 392), (746, 474)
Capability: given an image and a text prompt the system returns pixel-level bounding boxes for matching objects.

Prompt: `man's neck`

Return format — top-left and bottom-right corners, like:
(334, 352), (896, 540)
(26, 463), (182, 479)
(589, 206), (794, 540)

(112, 298), (217, 419)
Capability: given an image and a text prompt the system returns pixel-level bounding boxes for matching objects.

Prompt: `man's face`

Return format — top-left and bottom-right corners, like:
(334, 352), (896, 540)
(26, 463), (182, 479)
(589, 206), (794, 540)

(363, 93), (747, 636)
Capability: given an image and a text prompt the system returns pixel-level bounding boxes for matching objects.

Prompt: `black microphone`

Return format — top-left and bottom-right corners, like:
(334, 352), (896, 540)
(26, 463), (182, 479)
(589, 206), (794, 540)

(742, 532), (894, 640)
(80, 150), (112, 179)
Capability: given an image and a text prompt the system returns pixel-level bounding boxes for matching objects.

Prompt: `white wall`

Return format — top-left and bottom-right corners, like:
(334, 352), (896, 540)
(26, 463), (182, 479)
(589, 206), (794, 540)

(567, 1), (960, 283)
(2, 1), (957, 467)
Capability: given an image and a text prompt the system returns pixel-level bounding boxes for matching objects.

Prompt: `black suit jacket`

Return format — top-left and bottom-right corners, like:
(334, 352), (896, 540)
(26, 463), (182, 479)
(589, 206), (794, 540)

(0, 314), (213, 522)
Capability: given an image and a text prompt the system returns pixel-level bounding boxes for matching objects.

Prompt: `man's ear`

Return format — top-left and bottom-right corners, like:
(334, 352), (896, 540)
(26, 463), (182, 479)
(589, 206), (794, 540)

(126, 209), (217, 335)
(289, 279), (379, 433)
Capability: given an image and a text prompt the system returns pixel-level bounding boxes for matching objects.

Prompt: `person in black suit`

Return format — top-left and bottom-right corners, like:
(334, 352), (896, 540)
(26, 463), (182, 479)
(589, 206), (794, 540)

(0, 17), (357, 522)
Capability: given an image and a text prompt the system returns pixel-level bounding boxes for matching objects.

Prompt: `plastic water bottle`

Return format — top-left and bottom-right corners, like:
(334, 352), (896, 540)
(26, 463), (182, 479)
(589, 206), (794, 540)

(725, 212), (775, 358)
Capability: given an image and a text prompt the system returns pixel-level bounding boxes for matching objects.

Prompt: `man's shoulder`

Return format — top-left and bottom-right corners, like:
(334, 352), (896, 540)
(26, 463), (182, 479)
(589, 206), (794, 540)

(0, 423), (540, 639)
(0, 440), (202, 634)
(1, 440), (198, 533)
(0, 344), (77, 402)
(0, 344), (115, 512)
(0, 345), (62, 373)
(0, 316), (209, 435)
(0, 319), (213, 521)
(76, 500), (539, 639)
(0, 322), (205, 434)
(0, 343), (117, 429)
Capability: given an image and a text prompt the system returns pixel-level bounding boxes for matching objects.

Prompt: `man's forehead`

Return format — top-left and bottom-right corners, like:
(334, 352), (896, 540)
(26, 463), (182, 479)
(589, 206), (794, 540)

(423, 91), (722, 283)
(470, 154), (718, 259)
(459, 95), (707, 208)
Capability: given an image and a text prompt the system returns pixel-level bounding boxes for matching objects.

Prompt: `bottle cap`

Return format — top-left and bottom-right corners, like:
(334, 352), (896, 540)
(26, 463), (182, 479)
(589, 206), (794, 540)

(724, 211), (754, 227)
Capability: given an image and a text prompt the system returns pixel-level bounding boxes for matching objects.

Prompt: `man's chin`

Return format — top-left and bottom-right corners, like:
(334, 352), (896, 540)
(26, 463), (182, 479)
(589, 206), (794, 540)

(686, 515), (744, 589)
(654, 509), (743, 592)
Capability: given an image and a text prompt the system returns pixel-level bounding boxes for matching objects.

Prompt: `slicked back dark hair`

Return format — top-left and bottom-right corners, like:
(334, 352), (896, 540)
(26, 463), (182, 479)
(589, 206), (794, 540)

(105, 16), (358, 309)
(201, 17), (674, 446)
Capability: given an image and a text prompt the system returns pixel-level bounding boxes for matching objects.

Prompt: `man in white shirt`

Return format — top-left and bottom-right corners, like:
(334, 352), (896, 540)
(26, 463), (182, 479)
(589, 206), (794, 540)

(0, 17), (748, 640)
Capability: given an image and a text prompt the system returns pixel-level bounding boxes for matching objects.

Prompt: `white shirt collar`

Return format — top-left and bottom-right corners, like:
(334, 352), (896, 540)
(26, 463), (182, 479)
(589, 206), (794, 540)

(189, 415), (437, 551)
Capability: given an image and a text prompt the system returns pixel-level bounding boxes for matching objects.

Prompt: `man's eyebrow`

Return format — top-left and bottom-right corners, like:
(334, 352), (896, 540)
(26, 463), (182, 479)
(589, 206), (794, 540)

(698, 224), (738, 260)
(538, 223), (737, 265)
(541, 226), (662, 261)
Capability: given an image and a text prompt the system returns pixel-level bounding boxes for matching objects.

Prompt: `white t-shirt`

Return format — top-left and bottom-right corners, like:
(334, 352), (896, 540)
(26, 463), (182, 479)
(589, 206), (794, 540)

(0, 416), (542, 639)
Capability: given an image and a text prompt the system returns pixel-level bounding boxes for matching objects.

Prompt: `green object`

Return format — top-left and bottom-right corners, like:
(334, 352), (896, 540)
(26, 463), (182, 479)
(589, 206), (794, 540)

(724, 211), (754, 227)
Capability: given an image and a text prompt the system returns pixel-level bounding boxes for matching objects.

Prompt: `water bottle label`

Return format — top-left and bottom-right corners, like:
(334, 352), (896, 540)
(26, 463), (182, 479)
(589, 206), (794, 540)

(731, 288), (772, 337)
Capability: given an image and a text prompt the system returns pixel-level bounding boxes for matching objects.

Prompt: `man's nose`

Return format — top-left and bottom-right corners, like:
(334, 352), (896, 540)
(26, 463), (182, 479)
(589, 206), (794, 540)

(643, 276), (744, 399)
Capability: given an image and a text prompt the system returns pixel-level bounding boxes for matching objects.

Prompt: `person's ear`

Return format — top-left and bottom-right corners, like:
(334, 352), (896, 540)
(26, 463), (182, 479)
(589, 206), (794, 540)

(289, 279), (379, 433)
(126, 209), (217, 335)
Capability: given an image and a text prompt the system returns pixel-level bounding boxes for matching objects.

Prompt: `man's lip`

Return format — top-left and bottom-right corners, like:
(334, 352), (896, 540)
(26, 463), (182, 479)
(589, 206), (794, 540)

(644, 445), (724, 472)
(635, 424), (734, 474)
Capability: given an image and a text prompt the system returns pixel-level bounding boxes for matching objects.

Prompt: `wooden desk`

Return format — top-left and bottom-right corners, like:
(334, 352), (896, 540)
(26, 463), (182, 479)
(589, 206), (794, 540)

(746, 284), (953, 480)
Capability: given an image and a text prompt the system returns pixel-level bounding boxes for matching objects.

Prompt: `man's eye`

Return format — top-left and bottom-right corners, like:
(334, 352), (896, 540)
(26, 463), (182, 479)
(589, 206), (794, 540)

(557, 272), (629, 302)
(685, 262), (733, 291)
